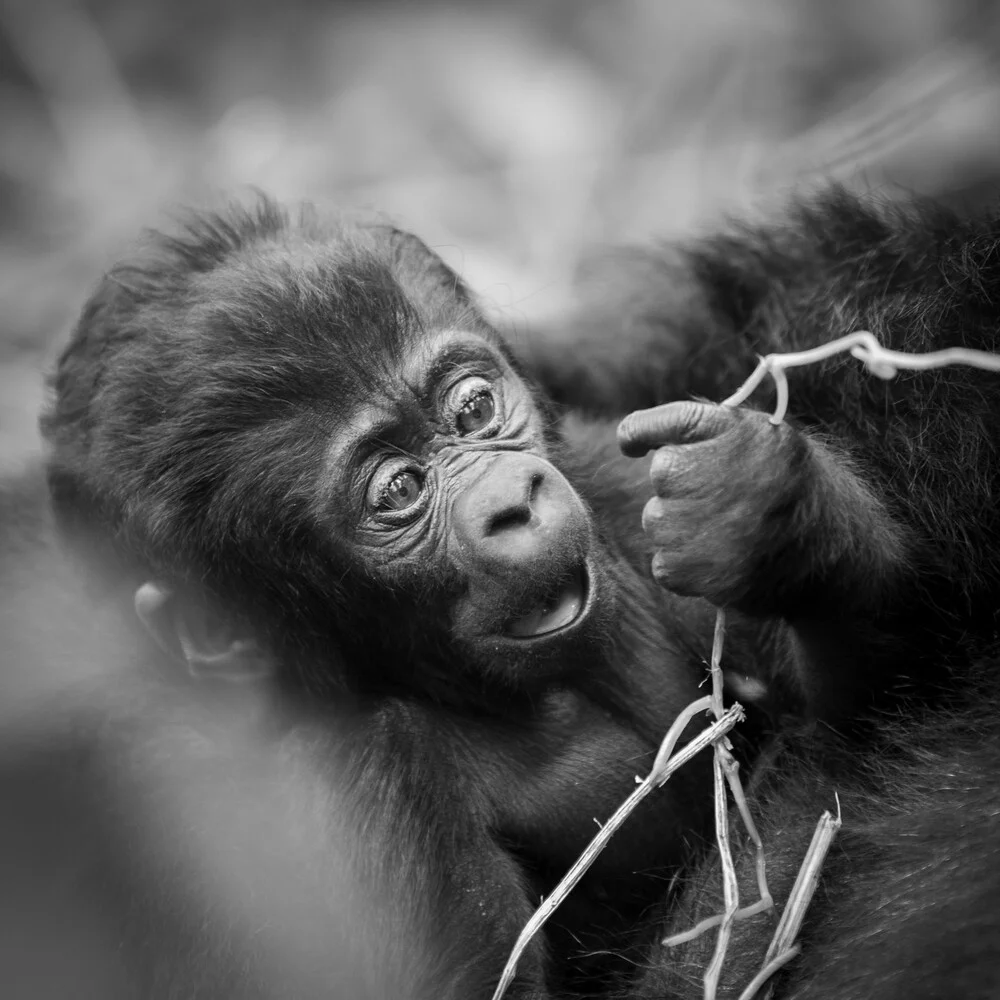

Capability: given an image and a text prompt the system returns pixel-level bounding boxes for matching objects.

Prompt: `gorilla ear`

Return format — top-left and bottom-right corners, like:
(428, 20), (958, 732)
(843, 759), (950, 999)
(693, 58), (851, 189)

(134, 581), (272, 682)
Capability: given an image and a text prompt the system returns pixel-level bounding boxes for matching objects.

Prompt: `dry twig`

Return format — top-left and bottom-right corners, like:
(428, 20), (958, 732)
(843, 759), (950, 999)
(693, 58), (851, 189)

(693, 610), (777, 1000)
(490, 699), (744, 1000)
(722, 330), (1000, 425)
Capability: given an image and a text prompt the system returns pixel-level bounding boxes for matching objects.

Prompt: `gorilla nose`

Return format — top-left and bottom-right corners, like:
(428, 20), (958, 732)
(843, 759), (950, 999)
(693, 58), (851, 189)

(452, 453), (588, 573)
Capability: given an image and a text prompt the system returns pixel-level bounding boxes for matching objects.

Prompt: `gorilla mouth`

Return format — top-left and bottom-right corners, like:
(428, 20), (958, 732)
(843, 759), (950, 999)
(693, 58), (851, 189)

(505, 568), (588, 639)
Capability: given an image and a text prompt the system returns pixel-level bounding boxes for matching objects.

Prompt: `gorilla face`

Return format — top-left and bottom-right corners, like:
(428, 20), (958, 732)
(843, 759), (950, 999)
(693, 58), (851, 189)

(45, 215), (621, 695)
(336, 330), (599, 646)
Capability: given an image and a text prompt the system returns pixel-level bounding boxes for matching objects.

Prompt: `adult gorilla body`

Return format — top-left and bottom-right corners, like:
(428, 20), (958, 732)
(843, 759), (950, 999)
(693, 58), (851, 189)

(31, 191), (1000, 998)
(530, 190), (1000, 998)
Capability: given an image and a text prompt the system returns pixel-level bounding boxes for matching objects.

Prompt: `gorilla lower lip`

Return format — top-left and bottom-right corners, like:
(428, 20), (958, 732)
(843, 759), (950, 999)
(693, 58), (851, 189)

(506, 572), (586, 638)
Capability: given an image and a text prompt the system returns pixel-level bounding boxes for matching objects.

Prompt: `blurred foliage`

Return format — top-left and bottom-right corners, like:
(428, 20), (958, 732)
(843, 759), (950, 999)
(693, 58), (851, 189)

(1, 0), (999, 466)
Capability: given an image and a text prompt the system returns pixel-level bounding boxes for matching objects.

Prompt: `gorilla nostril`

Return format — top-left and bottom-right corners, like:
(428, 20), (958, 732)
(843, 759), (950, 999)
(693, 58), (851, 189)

(487, 503), (532, 536)
(528, 472), (543, 504)
(484, 471), (544, 537)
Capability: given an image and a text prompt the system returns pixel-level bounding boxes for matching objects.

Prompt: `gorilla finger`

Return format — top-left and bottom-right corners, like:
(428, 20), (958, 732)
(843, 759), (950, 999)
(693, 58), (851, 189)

(649, 550), (692, 592)
(640, 497), (689, 545)
(648, 445), (698, 493)
(650, 550), (719, 598)
(618, 401), (735, 458)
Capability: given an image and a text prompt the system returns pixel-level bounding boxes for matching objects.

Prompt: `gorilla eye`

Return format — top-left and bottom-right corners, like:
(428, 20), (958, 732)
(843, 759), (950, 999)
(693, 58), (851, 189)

(457, 391), (494, 435)
(449, 377), (498, 436)
(366, 463), (427, 520)
(379, 470), (423, 511)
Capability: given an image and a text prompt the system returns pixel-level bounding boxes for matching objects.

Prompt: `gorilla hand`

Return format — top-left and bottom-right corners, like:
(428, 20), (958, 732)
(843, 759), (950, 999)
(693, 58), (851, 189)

(617, 401), (804, 610)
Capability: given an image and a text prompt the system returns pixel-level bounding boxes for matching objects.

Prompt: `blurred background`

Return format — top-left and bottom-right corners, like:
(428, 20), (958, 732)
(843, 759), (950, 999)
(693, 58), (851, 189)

(2, 6), (1000, 992)
(2, 0), (1000, 469)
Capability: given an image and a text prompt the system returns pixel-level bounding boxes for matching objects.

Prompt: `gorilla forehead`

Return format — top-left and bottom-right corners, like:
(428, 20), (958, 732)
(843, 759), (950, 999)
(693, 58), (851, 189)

(96, 202), (459, 421)
(180, 235), (418, 414)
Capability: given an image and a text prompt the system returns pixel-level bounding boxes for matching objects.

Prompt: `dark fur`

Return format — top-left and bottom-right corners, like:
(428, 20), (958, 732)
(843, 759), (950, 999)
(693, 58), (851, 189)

(631, 669), (1000, 1000)
(25, 189), (1000, 999)
(526, 189), (1000, 997)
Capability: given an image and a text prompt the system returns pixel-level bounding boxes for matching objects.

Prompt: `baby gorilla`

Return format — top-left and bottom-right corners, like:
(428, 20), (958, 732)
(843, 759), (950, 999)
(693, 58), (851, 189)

(38, 193), (998, 998)
(42, 203), (717, 998)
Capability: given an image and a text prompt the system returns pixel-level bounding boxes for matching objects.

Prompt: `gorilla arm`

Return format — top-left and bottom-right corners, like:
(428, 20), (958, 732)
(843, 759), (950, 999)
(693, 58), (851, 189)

(524, 189), (1000, 716)
(617, 399), (915, 720)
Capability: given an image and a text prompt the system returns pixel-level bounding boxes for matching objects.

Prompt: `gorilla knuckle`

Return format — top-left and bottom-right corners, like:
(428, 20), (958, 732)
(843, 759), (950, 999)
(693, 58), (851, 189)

(640, 496), (674, 539)
(648, 445), (690, 491)
(649, 550), (681, 588)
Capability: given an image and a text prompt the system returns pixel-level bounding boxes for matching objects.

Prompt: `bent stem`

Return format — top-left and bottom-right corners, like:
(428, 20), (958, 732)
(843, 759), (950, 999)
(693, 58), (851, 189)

(703, 610), (740, 1000)
(721, 330), (1000, 425)
(665, 610), (774, 956)
(490, 697), (743, 1000)
(763, 801), (842, 967)
(685, 610), (776, 1000)
(736, 804), (842, 1000)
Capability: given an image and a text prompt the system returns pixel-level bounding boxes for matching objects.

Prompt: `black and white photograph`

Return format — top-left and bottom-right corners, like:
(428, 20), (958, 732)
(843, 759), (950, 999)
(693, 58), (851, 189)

(1, 2), (999, 997)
